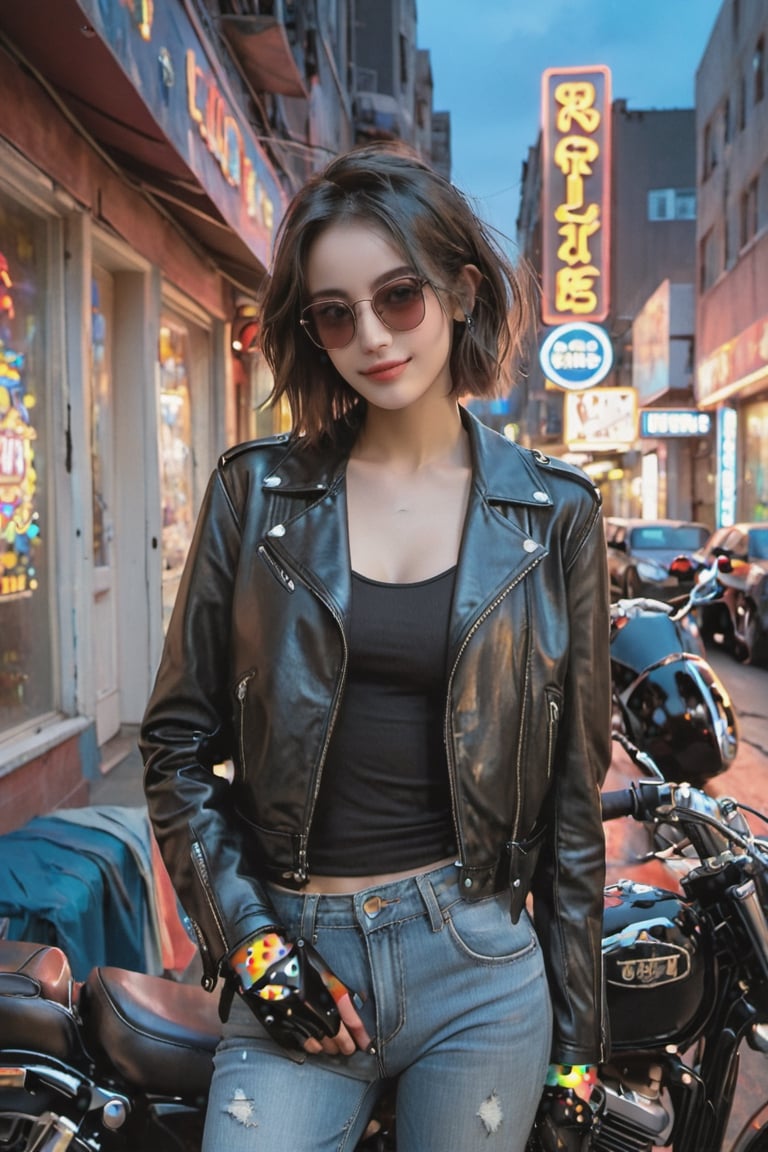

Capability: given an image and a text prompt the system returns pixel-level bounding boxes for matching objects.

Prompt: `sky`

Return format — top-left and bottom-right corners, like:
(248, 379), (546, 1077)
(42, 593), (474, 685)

(416, 0), (724, 254)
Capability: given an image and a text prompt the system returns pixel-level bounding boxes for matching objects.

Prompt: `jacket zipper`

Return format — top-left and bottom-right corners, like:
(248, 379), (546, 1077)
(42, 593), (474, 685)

(444, 553), (544, 861)
(260, 540), (349, 884)
(296, 588), (348, 883)
(190, 838), (228, 988)
(236, 671), (256, 784)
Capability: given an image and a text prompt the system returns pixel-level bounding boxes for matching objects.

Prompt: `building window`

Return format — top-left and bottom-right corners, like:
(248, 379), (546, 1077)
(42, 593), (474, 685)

(399, 33), (408, 86)
(724, 171), (733, 267)
(723, 95), (732, 144)
(699, 227), (719, 291)
(739, 73), (747, 130)
(0, 189), (54, 734)
(740, 176), (758, 247)
(703, 121), (716, 178)
(648, 188), (696, 221)
(754, 36), (765, 104)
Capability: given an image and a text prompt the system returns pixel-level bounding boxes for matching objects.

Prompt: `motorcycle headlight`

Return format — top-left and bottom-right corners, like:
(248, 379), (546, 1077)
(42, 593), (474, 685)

(636, 559), (668, 582)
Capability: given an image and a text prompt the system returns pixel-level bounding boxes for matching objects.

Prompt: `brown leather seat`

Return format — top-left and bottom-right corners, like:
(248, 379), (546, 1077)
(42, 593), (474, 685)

(0, 939), (73, 1005)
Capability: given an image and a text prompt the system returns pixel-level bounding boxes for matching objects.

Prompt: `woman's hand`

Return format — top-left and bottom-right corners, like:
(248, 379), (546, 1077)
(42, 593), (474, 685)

(230, 931), (373, 1055)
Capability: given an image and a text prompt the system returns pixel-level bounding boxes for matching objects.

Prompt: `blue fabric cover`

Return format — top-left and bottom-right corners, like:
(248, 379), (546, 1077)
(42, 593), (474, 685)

(0, 816), (148, 979)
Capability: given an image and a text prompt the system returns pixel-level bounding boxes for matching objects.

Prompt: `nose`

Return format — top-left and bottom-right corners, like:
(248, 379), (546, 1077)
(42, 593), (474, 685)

(353, 300), (392, 351)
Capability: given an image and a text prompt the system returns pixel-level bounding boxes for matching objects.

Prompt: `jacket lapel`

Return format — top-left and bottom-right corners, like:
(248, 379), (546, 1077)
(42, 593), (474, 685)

(259, 409), (555, 645)
(261, 436), (353, 626)
(449, 410), (553, 654)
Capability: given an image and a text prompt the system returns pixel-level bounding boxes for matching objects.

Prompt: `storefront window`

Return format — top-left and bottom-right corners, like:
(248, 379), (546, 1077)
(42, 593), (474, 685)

(0, 193), (53, 733)
(744, 400), (768, 521)
(158, 316), (194, 629)
(91, 271), (112, 568)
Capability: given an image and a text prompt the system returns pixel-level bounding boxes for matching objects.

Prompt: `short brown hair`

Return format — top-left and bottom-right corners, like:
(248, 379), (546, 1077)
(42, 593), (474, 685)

(260, 142), (533, 443)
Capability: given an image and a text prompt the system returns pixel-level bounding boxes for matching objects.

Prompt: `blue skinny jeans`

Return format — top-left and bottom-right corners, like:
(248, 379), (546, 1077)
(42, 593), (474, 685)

(202, 861), (552, 1152)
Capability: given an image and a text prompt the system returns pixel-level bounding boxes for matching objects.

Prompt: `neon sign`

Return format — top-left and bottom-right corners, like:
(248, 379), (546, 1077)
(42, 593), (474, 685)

(716, 407), (738, 527)
(186, 50), (275, 234)
(539, 321), (613, 390)
(541, 66), (611, 324)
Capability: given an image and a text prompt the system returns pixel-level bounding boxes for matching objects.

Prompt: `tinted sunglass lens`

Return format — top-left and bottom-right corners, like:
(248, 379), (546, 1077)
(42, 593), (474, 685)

(305, 302), (355, 349)
(373, 279), (425, 330)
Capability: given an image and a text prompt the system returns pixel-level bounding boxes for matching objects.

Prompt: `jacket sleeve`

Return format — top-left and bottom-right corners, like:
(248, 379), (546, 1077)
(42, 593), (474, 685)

(531, 499), (611, 1065)
(140, 468), (283, 991)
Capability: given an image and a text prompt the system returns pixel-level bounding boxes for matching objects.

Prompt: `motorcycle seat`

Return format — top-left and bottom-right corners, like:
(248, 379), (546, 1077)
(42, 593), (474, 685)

(0, 939), (73, 1005)
(80, 966), (220, 1096)
(0, 941), (84, 1062)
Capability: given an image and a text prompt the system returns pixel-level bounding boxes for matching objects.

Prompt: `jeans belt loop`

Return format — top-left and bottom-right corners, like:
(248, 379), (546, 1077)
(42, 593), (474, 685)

(299, 893), (319, 944)
(415, 872), (445, 932)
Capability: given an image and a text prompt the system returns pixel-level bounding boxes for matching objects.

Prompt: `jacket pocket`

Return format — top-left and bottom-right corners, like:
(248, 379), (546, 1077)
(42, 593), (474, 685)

(506, 822), (548, 923)
(544, 686), (563, 781)
(257, 544), (295, 592)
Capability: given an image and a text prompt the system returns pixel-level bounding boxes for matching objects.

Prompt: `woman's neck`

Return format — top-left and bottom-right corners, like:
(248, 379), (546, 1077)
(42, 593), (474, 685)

(352, 400), (468, 474)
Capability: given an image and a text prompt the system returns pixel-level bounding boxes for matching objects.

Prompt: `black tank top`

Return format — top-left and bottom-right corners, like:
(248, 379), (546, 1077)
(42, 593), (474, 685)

(307, 566), (458, 875)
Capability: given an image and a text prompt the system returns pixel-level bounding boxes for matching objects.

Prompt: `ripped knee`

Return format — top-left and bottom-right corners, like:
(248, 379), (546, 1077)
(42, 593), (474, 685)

(477, 1090), (504, 1135)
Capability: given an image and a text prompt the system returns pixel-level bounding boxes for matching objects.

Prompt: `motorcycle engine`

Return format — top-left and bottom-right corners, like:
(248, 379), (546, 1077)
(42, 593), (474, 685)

(594, 1063), (674, 1152)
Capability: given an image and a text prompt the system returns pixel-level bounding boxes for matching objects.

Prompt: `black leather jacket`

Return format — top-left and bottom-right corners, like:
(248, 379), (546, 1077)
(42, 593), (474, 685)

(141, 408), (611, 1064)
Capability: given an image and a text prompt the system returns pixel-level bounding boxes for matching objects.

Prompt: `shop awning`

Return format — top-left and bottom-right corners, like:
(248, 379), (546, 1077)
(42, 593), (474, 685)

(221, 15), (308, 98)
(0, 0), (289, 292)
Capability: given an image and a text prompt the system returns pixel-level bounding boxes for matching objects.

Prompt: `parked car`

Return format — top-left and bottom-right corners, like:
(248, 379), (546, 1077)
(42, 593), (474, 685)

(604, 517), (711, 601)
(692, 521), (768, 665)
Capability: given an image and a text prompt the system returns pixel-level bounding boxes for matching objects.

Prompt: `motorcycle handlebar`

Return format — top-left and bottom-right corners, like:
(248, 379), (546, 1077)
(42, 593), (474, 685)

(600, 789), (637, 820)
(601, 779), (678, 823)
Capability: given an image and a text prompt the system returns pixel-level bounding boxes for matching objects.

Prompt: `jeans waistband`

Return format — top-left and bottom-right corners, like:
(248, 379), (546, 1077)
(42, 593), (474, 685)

(265, 861), (465, 937)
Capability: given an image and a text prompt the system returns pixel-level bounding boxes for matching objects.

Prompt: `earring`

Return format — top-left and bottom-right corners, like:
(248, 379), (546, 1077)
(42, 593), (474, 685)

(464, 313), (475, 331)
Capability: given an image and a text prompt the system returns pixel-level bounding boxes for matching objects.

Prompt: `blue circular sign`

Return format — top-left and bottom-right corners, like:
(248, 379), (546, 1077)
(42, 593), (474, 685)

(539, 322), (614, 390)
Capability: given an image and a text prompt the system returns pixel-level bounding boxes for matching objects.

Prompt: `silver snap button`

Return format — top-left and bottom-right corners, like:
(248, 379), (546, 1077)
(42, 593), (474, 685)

(513, 878), (521, 888)
(533, 490), (548, 502)
(523, 538), (538, 553)
(264, 476), (281, 487)
(463, 877), (473, 889)
(267, 524), (286, 537)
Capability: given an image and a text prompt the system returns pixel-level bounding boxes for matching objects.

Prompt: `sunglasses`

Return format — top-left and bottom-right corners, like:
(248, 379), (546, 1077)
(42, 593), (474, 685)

(299, 275), (430, 350)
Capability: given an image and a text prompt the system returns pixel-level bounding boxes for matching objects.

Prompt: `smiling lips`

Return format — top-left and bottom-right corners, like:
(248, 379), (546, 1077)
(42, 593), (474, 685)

(362, 358), (410, 381)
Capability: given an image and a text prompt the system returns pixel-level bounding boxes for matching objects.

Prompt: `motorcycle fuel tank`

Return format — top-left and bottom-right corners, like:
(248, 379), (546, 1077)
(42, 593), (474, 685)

(603, 879), (714, 1052)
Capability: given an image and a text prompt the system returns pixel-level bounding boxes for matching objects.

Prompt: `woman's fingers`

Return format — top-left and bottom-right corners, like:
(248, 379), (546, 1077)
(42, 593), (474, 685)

(302, 991), (373, 1056)
(336, 989), (373, 1051)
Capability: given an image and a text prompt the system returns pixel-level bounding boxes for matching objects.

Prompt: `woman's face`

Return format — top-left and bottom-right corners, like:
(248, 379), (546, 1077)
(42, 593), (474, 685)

(303, 221), (465, 414)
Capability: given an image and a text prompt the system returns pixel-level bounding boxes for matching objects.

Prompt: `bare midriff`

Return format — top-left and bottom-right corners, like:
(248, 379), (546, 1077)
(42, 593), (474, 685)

(274, 855), (458, 895)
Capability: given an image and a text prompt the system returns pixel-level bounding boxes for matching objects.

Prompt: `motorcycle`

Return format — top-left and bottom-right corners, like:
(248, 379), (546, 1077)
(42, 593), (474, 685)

(5, 738), (768, 1152)
(611, 558), (739, 787)
(590, 743), (768, 1152)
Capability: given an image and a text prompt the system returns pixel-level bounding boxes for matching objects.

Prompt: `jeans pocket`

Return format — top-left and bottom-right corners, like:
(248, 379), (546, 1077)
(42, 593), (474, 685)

(445, 894), (537, 963)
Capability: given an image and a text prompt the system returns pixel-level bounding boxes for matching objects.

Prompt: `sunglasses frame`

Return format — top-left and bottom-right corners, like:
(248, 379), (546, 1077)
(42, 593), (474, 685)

(299, 275), (431, 350)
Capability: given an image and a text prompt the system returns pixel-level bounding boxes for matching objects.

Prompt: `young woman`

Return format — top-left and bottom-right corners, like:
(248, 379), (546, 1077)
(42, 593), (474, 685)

(141, 142), (611, 1152)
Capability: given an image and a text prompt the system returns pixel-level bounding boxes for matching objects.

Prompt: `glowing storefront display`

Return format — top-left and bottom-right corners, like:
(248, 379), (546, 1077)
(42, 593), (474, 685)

(541, 66), (612, 325)
(0, 198), (53, 730)
(564, 387), (637, 452)
(0, 256), (40, 596)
